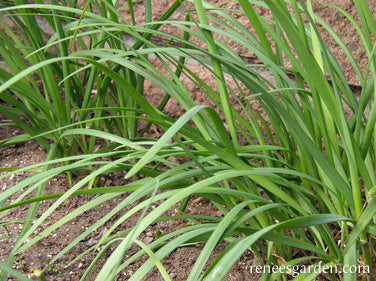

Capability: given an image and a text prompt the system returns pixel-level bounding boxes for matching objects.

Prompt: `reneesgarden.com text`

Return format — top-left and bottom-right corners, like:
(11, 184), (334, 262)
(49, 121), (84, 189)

(249, 262), (369, 278)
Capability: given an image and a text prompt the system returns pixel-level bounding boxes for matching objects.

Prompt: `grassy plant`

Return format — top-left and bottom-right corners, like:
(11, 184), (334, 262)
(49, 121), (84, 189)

(1, 0), (376, 281)
(175, 0), (376, 279)
(0, 0), (183, 155)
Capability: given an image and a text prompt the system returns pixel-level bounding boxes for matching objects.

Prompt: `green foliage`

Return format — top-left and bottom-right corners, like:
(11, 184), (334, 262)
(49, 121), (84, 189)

(0, 0), (183, 156)
(1, 0), (376, 280)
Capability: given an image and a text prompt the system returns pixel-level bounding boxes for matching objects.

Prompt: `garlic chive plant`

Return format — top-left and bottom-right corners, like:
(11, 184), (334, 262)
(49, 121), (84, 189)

(1, 0), (375, 280)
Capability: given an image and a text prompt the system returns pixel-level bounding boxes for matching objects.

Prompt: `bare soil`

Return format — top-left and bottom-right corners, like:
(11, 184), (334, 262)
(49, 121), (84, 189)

(0, 1), (373, 280)
(0, 125), (262, 281)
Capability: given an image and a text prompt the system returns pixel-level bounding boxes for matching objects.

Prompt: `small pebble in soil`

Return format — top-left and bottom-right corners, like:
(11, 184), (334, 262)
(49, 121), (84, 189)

(142, 236), (153, 245)
(86, 238), (98, 247)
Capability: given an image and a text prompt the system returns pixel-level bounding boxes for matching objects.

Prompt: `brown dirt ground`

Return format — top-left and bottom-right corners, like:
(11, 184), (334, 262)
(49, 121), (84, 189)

(0, 126), (263, 281)
(0, 1), (374, 280)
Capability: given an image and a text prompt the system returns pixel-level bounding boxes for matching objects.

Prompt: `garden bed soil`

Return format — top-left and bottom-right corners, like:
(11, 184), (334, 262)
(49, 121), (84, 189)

(0, 127), (262, 281)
